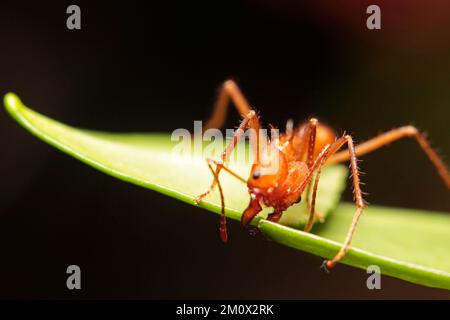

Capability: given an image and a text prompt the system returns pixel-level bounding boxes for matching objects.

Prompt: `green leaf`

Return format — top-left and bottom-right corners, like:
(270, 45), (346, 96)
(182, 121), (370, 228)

(4, 93), (450, 290)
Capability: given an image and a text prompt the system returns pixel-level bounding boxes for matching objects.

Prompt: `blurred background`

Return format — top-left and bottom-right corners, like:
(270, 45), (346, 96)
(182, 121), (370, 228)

(0, 0), (449, 299)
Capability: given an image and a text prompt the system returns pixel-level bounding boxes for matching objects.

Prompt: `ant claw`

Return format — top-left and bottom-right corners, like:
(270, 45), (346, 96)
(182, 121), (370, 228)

(320, 260), (333, 273)
(247, 226), (261, 237)
(194, 191), (210, 204)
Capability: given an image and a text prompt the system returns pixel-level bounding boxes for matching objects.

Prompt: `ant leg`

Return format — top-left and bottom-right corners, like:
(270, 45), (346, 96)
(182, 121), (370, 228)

(205, 161), (228, 243)
(296, 118), (318, 166)
(202, 158), (249, 242)
(304, 164), (323, 233)
(303, 118), (317, 205)
(195, 157), (246, 203)
(195, 110), (260, 203)
(241, 197), (263, 236)
(326, 126), (450, 190)
(206, 158), (247, 183)
(305, 182), (326, 224)
(204, 80), (252, 131)
(267, 210), (283, 223)
(301, 118), (324, 227)
(306, 118), (318, 168)
(322, 135), (366, 270)
(293, 136), (365, 269)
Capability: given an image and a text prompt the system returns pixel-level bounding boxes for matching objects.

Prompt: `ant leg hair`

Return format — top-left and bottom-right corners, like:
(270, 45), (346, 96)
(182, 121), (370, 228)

(293, 136), (365, 269)
(322, 135), (366, 269)
(326, 126), (450, 190)
(306, 118), (318, 169)
(297, 118), (318, 167)
(204, 79), (252, 131)
(206, 161), (228, 243)
(304, 163), (323, 233)
(195, 110), (260, 203)
(302, 118), (324, 228)
(303, 118), (318, 207)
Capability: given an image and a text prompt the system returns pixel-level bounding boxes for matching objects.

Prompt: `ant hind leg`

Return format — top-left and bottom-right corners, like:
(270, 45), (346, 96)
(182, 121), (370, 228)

(327, 126), (450, 190)
(204, 79), (252, 131)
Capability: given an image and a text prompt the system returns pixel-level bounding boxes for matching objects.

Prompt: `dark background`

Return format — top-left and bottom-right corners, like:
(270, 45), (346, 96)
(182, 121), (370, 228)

(0, 1), (449, 299)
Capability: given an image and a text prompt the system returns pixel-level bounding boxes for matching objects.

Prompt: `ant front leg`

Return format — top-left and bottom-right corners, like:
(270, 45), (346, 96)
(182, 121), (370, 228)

(267, 210), (283, 223)
(205, 161), (228, 242)
(196, 79), (262, 203)
(203, 158), (247, 243)
(242, 206), (281, 237)
(241, 196), (263, 236)
(195, 110), (260, 203)
(326, 126), (450, 190)
(195, 82), (263, 242)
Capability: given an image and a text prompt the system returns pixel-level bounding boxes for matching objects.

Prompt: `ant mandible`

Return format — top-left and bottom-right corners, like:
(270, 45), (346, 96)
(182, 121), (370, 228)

(194, 79), (450, 270)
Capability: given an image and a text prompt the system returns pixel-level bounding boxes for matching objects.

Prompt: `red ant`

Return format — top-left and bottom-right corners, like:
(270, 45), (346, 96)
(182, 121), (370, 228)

(195, 80), (450, 270)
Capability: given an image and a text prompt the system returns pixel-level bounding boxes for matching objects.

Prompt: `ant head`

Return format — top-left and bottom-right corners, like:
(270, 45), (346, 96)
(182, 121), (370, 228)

(247, 145), (288, 192)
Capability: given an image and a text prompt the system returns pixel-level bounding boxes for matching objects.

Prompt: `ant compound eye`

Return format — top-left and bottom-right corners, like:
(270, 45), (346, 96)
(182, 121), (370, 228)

(252, 171), (261, 179)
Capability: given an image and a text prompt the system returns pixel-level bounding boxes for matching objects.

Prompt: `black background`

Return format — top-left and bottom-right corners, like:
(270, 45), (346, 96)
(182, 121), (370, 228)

(0, 1), (449, 299)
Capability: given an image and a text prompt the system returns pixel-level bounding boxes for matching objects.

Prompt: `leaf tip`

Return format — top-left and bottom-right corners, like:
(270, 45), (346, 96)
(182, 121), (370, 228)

(3, 92), (22, 114)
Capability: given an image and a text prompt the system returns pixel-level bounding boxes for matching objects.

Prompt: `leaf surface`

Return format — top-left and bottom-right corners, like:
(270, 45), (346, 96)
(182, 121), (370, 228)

(4, 93), (450, 290)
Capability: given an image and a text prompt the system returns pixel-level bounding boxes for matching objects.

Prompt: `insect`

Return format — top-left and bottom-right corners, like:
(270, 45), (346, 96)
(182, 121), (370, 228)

(195, 79), (450, 270)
